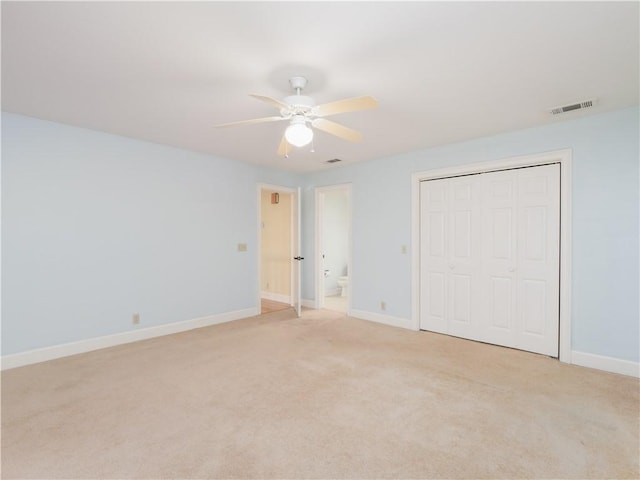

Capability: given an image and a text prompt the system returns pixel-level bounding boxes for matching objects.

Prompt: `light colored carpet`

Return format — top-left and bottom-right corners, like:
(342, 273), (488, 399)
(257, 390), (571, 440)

(2, 308), (639, 479)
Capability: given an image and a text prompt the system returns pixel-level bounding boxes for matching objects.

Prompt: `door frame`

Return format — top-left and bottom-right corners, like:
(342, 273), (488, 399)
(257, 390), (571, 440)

(257, 183), (299, 312)
(314, 183), (353, 312)
(410, 149), (572, 363)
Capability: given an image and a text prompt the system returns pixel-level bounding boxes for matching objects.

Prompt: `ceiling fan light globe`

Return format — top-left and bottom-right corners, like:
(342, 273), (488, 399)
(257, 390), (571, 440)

(285, 123), (313, 147)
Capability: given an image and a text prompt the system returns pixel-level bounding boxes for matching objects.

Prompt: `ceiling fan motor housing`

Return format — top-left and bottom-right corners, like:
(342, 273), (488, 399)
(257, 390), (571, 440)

(282, 76), (315, 115)
(283, 95), (315, 115)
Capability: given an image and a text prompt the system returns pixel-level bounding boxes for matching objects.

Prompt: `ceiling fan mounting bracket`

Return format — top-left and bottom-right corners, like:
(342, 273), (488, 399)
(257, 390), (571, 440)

(289, 76), (308, 92)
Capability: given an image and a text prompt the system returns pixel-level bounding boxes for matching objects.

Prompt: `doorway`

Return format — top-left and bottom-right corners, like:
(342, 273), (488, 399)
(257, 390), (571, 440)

(258, 184), (300, 315)
(316, 184), (352, 313)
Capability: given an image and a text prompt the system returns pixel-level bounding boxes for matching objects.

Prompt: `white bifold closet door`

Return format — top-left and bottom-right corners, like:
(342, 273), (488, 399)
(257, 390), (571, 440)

(419, 164), (560, 357)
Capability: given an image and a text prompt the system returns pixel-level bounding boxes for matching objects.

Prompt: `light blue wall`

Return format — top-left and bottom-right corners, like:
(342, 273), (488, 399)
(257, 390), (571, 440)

(3, 107), (639, 363)
(1, 113), (301, 355)
(302, 106), (639, 362)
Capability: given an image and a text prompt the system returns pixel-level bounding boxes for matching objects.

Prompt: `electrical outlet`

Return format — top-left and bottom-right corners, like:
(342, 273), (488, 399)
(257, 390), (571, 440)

(401, 245), (407, 254)
(132, 313), (140, 325)
(380, 301), (386, 311)
(237, 243), (247, 252)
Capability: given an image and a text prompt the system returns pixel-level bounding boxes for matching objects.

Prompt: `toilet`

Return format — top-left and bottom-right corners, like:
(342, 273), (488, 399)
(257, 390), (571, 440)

(337, 276), (349, 297)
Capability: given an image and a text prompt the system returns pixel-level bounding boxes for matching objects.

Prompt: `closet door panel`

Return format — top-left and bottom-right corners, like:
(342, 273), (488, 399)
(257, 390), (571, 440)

(447, 177), (482, 340)
(481, 170), (518, 348)
(516, 164), (560, 356)
(420, 179), (449, 334)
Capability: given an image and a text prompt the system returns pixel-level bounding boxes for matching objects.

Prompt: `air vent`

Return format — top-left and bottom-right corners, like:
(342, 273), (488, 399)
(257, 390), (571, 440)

(550, 99), (597, 115)
(326, 158), (342, 164)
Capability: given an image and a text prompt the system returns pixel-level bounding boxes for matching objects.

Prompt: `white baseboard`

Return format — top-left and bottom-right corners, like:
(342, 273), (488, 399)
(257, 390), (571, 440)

(260, 291), (291, 304)
(571, 350), (639, 378)
(350, 309), (411, 330)
(1, 307), (259, 371)
(345, 312), (639, 379)
(12, 308), (635, 379)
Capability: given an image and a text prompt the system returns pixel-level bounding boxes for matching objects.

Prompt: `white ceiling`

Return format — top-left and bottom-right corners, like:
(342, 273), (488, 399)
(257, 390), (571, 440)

(2, 2), (638, 173)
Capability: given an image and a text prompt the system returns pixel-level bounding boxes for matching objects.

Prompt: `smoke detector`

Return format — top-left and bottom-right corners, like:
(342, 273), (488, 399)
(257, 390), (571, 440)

(550, 99), (598, 115)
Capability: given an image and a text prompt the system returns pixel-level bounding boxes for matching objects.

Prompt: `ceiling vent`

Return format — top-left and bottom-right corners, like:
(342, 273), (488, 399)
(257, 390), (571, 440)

(326, 158), (342, 164)
(550, 99), (598, 115)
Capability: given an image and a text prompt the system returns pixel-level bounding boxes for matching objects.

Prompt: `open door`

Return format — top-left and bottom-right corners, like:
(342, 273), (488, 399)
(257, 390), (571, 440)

(292, 187), (303, 317)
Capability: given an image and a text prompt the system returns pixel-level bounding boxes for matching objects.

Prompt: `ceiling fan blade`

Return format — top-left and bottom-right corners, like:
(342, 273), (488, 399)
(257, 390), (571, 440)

(249, 94), (290, 111)
(277, 134), (289, 156)
(214, 116), (285, 128)
(314, 96), (378, 117)
(312, 118), (363, 142)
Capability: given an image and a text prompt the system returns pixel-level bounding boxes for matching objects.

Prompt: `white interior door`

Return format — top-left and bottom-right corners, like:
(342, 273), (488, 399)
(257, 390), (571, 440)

(420, 179), (448, 334)
(420, 176), (482, 341)
(420, 164), (560, 357)
(481, 169), (519, 348)
(447, 176), (483, 341)
(515, 165), (560, 355)
(293, 187), (302, 317)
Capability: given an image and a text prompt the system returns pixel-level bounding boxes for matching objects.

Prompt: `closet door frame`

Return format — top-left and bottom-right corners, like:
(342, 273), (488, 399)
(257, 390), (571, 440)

(411, 149), (572, 363)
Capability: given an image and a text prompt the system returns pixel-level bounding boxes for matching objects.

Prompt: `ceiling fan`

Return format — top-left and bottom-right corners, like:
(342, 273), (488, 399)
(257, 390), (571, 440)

(215, 76), (378, 156)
